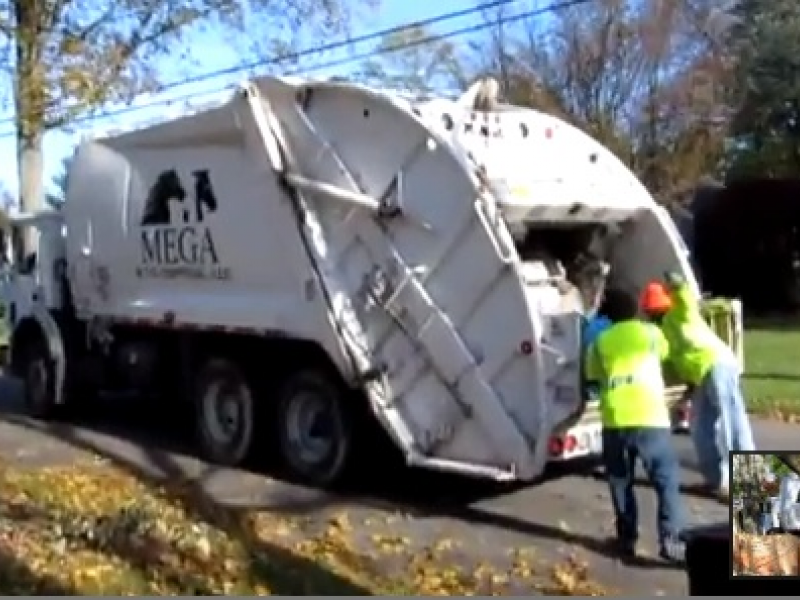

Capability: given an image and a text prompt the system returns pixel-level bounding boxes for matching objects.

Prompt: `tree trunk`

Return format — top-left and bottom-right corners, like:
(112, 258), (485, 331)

(13, 0), (46, 259)
(15, 131), (44, 260)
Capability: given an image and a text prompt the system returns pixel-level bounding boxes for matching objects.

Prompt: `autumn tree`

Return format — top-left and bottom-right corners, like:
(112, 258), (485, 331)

(507, 0), (730, 200)
(355, 24), (468, 93)
(724, 0), (800, 178)
(450, 2), (565, 118)
(514, 0), (645, 156)
(354, 4), (572, 113)
(358, 0), (736, 205)
(2, 0), (377, 254)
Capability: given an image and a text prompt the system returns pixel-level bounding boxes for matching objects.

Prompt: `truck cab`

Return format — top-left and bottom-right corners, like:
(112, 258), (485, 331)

(0, 211), (70, 406)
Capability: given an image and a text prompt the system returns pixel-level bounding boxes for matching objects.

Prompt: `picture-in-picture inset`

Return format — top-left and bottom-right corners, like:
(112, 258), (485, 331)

(732, 451), (800, 577)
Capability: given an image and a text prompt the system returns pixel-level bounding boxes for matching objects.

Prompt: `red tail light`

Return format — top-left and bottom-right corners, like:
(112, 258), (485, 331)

(548, 436), (564, 456)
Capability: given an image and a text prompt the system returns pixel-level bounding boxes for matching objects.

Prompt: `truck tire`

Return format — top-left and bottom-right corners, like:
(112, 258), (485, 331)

(276, 370), (352, 487)
(19, 337), (60, 420)
(194, 359), (255, 467)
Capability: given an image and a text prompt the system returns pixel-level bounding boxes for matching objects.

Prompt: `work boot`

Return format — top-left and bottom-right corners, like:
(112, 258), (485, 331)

(690, 483), (730, 504)
(611, 538), (636, 560)
(660, 536), (686, 566)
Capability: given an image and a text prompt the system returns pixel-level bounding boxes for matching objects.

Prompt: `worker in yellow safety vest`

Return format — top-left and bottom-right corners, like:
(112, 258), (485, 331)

(640, 274), (755, 503)
(585, 288), (686, 564)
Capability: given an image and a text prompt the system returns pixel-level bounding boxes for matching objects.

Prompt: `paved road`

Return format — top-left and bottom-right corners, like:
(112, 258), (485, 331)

(0, 374), (796, 595)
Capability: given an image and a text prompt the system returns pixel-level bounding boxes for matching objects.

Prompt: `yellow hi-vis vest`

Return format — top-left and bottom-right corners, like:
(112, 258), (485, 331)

(585, 319), (671, 429)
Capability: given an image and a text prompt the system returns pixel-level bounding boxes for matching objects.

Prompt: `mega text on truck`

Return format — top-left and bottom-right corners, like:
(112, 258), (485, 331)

(1, 76), (742, 487)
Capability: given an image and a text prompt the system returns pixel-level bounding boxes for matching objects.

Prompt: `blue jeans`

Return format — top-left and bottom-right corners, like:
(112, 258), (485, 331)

(691, 361), (755, 490)
(602, 427), (685, 548)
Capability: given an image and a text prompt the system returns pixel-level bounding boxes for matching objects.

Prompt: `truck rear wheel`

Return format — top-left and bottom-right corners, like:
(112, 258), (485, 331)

(276, 370), (352, 487)
(195, 359), (255, 467)
(19, 337), (60, 420)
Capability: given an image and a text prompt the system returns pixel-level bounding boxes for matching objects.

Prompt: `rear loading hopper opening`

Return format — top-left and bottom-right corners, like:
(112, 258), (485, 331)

(507, 206), (699, 434)
(511, 208), (695, 321)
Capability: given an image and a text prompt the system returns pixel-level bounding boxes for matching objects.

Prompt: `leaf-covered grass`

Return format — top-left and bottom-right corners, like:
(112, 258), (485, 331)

(0, 460), (389, 595)
(0, 459), (608, 596)
(743, 320), (800, 419)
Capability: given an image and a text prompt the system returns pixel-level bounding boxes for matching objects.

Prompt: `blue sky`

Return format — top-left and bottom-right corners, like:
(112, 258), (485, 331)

(0, 0), (494, 204)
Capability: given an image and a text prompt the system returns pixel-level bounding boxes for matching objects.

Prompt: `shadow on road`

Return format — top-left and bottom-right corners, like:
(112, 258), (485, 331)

(0, 545), (78, 594)
(0, 396), (380, 594)
(585, 470), (720, 503)
(0, 380), (572, 507)
(366, 498), (674, 570)
(0, 381), (682, 573)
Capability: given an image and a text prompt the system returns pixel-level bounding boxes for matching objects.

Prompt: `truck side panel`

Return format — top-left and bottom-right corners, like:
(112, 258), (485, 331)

(63, 100), (353, 379)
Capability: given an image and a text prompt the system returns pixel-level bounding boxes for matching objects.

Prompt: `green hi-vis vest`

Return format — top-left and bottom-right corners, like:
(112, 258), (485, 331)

(661, 283), (738, 385)
(585, 320), (671, 429)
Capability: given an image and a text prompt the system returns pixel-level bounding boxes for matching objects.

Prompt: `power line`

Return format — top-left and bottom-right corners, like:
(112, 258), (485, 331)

(0, 0), (591, 140)
(0, 0), (527, 131)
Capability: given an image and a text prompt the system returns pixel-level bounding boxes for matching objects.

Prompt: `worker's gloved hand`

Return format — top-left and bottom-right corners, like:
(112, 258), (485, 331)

(663, 271), (685, 289)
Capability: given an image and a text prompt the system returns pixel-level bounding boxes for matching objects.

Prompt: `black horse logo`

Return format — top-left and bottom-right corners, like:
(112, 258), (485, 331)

(192, 170), (218, 223)
(140, 169), (187, 226)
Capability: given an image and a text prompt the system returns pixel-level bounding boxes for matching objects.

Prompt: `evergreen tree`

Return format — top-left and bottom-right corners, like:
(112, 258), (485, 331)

(727, 0), (800, 177)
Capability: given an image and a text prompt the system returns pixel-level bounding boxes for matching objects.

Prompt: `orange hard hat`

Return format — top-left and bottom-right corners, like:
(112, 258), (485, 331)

(640, 282), (673, 313)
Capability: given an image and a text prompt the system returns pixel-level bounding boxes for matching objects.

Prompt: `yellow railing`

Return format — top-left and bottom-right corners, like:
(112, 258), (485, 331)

(701, 297), (745, 370)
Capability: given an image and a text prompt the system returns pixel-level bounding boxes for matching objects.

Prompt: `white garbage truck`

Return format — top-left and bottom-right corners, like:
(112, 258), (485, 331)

(2, 76), (742, 487)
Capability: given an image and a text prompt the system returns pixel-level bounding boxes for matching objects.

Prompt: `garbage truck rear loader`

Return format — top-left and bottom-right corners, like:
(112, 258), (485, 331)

(4, 76), (739, 487)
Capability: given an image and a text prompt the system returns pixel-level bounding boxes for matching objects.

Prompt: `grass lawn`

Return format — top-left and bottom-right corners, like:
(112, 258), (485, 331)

(743, 320), (800, 418)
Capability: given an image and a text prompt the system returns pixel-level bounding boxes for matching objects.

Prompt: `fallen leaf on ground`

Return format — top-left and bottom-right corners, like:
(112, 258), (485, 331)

(544, 555), (609, 596)
(0, 463), (406, 595)
(0, 458), (614, 596)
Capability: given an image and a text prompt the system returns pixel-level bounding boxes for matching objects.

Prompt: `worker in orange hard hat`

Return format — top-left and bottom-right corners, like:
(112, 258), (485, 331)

(640, 280), (688, 436)
(641, 273), (755, 503)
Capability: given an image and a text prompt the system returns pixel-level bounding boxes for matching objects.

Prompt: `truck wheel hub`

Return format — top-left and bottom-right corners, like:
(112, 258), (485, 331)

(286, 391), (335, 465)
(205, 383), (244, 443)
(26, 359), (48, 405)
